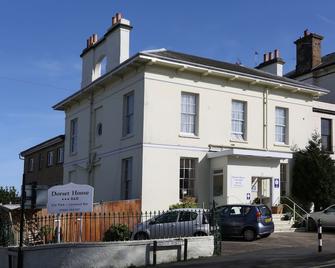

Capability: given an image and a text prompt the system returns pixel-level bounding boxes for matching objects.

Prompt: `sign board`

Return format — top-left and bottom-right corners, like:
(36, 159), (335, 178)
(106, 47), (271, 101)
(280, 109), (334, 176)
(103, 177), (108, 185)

(274, 178), (280, 189)
(47, 183), (94, 214)
(231, 176), (245, 188)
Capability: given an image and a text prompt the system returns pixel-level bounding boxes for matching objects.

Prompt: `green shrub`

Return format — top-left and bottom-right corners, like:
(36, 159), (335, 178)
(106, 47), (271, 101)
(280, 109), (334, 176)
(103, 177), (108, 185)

(169, 197), (197, 209)
(103, 224), (130, 241)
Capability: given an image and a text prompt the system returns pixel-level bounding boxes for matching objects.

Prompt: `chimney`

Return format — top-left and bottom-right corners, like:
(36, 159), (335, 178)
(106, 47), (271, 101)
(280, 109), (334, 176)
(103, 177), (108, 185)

(255, 49), (285, 76)
(80, 12), (132, 88)
(294, 29), (323, 75)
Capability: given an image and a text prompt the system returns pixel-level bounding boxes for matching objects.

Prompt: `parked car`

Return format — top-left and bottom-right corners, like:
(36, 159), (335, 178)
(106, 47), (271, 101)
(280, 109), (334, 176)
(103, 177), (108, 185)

(131, 208), (210, 240)
(214, 204), (274, 241)
(307, 204), (335, 231)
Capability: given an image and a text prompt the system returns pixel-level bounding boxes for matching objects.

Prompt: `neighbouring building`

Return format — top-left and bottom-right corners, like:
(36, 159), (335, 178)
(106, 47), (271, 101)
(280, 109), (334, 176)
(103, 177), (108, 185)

(52, 13), (335, 211)
(20, 135), (65, 187)
(286, 29), (335, 153)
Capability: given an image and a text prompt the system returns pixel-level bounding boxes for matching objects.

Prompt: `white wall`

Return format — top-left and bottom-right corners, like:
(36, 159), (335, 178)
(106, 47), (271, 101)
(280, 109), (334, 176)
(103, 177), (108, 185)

(2, 237), (214, 268)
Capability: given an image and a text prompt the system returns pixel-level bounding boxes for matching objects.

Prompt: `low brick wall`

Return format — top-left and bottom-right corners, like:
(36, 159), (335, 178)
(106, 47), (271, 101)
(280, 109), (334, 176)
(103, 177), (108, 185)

(2, 236), (214, 268)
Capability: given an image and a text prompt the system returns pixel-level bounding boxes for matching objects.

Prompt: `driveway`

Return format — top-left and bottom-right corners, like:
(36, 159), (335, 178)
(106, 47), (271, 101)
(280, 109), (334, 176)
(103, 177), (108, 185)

(155, 232), (335, 268)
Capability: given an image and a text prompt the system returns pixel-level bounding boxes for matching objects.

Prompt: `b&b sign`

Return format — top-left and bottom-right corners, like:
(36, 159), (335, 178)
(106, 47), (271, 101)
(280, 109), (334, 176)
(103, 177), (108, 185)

(47, 183), (94, 214)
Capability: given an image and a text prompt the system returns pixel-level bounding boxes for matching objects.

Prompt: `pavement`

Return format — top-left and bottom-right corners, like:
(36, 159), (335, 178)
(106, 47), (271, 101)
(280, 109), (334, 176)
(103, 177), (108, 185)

(154, 231), (335, 268)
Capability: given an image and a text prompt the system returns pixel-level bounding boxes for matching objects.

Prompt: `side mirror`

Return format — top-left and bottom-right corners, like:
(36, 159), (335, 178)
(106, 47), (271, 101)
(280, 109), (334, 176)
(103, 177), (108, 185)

(324, 209), (328, 214)
(149, 219), (156, 225)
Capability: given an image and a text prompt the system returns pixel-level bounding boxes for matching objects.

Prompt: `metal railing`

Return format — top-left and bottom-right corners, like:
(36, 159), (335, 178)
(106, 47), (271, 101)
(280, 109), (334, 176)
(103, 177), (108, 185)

(280, 196), (310, 224)
(9, 209), (216, 246)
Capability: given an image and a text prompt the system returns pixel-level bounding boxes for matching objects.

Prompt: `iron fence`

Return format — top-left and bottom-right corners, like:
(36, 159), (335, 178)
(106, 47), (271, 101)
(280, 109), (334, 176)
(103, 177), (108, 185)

(17, 209), (218, 246)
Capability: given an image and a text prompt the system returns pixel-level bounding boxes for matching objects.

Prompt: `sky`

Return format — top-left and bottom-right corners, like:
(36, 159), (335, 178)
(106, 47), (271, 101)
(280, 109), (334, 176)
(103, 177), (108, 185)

(1, 0), (335, 191)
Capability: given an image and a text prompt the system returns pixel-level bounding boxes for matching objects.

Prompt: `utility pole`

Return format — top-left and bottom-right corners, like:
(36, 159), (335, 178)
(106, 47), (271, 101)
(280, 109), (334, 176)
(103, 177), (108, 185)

(17, 174), (26, 268)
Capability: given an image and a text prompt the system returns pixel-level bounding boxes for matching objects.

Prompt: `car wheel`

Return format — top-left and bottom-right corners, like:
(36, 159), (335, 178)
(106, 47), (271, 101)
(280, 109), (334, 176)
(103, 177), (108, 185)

(194, 231), (207, 236)
(308, 218), (317, 232)
(260, 233), (271, 238)
(243, 229), (256, 241)
(134, 232), (149, 240)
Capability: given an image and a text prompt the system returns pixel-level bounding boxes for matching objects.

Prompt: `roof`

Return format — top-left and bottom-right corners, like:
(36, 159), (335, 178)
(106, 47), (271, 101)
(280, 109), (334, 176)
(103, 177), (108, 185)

(286, 52), (335, 78)
(53, 49), (329, 110)
(20, 135), (65, 157)
(0, 204), (20, 211)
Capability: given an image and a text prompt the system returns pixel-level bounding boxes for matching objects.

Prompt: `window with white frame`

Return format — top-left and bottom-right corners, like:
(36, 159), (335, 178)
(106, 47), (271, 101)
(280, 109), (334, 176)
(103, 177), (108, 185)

(57, 147), (64, 163)
(231, 100), (246, 140)
(28, 158), (34, 172)
(121, 157), (133, 199)
(47, 151), (54, 167)
(275, 107), (288, 143)
(179, 158), (197, 200)
(70, 118), (78, 154)
(181, 93), (198, 135)
(123, 92), (134, 136)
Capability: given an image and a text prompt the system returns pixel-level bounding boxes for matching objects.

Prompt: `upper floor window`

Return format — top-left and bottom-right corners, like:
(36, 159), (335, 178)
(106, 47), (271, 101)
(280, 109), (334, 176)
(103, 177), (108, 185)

(28, 158), (34, 172)
(181, 93), (198, 135)
(275, 107), (288, 144)
(93, 56), (107, 80)
(123, 92), (134, 136)
(57, 147), (64, 163)
(121, 157), (133, 200)
(231, 100), (246, 141)
(47, 151), (54, 167)
(321, 118), (332, 152)
(70, 118), (78, 154)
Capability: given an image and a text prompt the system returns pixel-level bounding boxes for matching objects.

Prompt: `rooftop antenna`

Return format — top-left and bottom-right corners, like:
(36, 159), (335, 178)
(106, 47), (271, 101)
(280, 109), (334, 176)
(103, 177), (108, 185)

(254, 51), (259, 66)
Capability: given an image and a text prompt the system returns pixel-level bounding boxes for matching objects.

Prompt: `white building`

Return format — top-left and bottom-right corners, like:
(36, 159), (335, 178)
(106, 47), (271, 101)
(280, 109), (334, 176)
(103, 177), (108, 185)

(53, 14), (335, 211)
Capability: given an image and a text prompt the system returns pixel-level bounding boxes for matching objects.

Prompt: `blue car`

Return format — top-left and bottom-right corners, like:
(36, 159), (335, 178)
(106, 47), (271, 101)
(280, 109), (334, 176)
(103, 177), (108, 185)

(215, 204), (274, 241)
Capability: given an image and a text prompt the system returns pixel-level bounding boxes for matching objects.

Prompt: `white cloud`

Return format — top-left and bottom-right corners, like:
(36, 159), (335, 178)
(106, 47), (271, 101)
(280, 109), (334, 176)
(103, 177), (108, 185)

(317, 14), (335, 26)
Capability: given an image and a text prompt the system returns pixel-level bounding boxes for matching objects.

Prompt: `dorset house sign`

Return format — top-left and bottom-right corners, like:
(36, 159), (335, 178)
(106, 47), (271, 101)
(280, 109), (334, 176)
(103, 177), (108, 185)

(47, 183), (94, 214)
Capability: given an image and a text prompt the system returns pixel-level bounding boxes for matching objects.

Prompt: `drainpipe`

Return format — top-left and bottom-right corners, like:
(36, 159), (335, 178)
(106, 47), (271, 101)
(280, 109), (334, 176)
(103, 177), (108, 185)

(87, 89), (94, 186)
(263, 88), (269, 150)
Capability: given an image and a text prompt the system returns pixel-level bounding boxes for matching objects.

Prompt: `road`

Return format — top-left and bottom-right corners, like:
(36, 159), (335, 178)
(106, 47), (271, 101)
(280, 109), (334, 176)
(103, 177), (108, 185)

(155, 232), (335, 268)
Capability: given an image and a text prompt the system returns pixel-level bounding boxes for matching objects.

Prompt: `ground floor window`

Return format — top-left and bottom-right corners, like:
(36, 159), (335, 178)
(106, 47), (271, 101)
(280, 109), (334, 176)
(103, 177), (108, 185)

(213, 169), (223, 197)
(122, 157), (133, 199)
(280, 163), (287, 196)
(179, 158), (197, 200)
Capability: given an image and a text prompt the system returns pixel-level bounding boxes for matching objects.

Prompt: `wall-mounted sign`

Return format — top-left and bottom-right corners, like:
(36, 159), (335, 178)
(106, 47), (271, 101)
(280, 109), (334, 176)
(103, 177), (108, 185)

(47, 183), (94, 214)
(274, 178), (280, 189)
(231, 177), (245, 188)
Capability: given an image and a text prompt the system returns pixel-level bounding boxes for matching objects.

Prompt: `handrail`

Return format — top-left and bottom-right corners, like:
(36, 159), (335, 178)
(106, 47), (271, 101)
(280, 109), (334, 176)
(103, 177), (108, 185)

(280, 196), (310, 224)
(281, 196), (309, 216)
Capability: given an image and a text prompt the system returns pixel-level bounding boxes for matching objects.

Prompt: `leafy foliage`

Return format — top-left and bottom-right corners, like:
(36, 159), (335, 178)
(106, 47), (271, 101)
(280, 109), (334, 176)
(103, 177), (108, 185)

(103, 224), (130, 241)
(0, 186), (20, 204)
(169, 197), (197, 209)
(292, 132), (335, 211)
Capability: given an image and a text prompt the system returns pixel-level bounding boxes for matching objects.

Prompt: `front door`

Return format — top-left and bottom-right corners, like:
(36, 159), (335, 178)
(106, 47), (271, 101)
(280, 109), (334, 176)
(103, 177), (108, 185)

(251, 177), (272, 208)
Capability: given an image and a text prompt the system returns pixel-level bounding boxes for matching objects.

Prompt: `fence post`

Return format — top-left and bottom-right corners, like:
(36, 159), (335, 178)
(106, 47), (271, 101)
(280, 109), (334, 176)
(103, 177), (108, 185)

(318, 219), (322, 252)
(184, 239), (188, 261)
(153, 240), (157, 265)
(57, 214), (61, 243)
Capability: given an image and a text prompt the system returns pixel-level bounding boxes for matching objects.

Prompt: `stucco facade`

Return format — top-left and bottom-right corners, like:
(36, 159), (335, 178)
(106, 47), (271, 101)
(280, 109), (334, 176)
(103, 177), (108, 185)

(54, 16), (335, 211)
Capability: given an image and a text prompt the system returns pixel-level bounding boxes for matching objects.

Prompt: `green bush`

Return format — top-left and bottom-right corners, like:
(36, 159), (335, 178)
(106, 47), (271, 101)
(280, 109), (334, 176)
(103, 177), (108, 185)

(169, 197), (197, 209)
(103, 224), (130, 241)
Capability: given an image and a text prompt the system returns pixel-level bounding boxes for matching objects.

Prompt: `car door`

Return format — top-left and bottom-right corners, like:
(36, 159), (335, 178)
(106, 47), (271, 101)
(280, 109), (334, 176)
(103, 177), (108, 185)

(148, 211), (179, 239)
(176, 211), (199, 237)
(228, 206), (245, 235)
(320, 205), (335, 228)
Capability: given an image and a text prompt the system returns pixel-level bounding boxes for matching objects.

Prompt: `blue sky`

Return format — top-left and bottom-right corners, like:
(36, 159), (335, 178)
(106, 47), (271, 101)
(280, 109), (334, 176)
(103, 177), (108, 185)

(1, 0), (335, 190)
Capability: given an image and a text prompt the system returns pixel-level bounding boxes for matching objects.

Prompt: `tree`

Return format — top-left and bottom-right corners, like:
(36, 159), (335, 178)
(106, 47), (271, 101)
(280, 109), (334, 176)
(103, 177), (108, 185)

(0, 186), (20, 204)
(292, 132), (335, 211)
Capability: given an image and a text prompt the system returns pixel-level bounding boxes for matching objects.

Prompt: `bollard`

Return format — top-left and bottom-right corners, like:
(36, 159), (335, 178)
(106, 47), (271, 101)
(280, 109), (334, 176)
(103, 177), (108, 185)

(318, 219), (322, 252)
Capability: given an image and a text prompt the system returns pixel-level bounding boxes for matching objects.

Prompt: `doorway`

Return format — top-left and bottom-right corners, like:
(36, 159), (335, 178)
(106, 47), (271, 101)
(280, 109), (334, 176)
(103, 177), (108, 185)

(251, 177), (272, 208)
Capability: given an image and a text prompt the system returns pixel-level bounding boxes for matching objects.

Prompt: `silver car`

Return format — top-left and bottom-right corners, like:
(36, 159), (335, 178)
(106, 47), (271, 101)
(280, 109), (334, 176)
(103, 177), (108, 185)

(131, 208), (210, 240)
(308, 204), (335, 230)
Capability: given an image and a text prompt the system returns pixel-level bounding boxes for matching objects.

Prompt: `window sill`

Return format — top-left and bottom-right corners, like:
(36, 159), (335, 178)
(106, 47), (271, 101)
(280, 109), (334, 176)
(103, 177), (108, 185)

(273, 143), (290, 148)
(70, 152), (78, 157)
(230, 139), (248, 144)
(93, 144), (103, 150)
(121, 134), (134, 141)
(179, 133), (200, 139)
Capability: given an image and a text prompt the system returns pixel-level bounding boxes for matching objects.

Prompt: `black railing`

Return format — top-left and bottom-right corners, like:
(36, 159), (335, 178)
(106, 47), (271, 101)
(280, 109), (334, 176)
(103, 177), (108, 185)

(15, 209), (217, 245)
